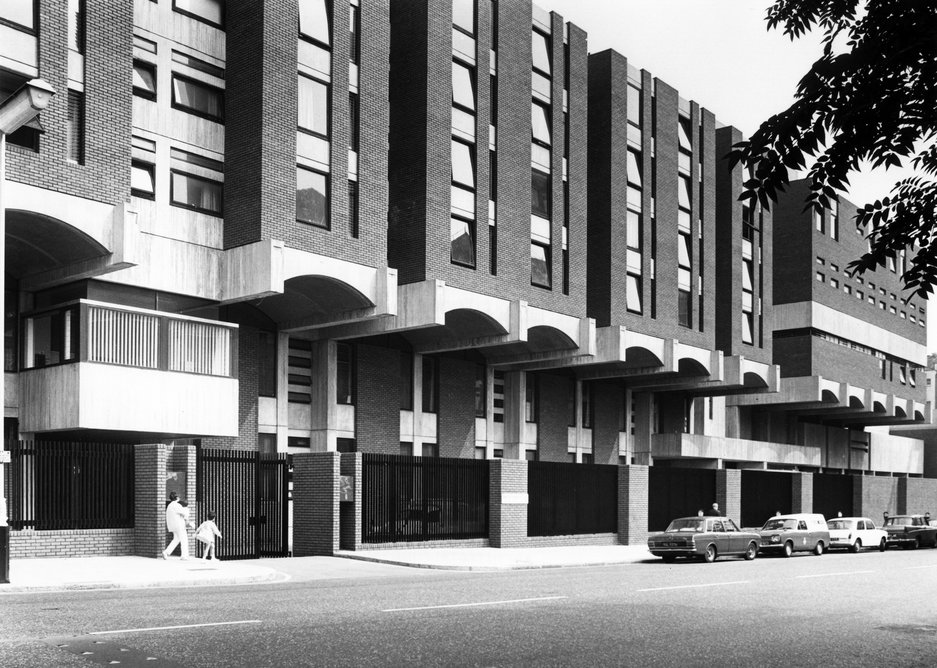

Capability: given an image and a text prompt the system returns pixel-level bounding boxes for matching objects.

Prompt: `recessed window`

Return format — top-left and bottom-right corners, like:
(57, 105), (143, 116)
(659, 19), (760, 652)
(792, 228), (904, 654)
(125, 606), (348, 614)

(532, 30), (551, 76)
(677, 116), (692, 152)
(171, 74), (224, 121)
(452, 139), (475, 189)
(678, 175), (692, 211)
(450, 216), (475, 267)
(830, 278), (838, 288)
(173, 0), (224, 28)
(452, 0), (474, 35)
(452, 61), (475, 112)
(531, 101), (551, 146)
(298, 74), (329, 137)
(133, 60), (157, 100)
(531, 169), (550, 219)
(422, 356), (438, 413)
(627, 149), (642, 188)
(531, 242), (551, 288)
(171, 170), (223, 215)
(131, 160), (156, 199)
(627, 84), (641, 126)
(1, 0), (36, 31)
(626, 274), (642, 314)
(741, 311), (753, 344)
(299, 0), (330, 44)
(336, 342), (354, 404)
(348, 180), (359, 238)
(66, 89), (85, 165)
(297, 166), (329, 228)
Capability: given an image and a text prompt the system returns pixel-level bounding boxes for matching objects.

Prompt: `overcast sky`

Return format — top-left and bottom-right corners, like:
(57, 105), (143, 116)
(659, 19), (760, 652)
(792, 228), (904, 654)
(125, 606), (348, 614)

(544, 0), (935, 351)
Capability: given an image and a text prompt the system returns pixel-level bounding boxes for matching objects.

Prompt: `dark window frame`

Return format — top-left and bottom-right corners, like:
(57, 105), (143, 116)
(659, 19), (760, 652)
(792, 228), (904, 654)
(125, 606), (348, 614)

(169, 168), (223, 216)
(171, 72), (225, 123)
(172, 0), (225, 29)
(130, 160), (156, 200)
(133, 60), (158, 100)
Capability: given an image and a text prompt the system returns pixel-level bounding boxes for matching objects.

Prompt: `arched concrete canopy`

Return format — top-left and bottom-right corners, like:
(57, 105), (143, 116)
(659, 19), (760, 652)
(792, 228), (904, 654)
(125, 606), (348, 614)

(527, 324), (576, 353)
(6, 210), (108, 278)
(915, 410), (926, 421)
(848, 396), (865, 409)
(625, 345), (665, 368)
(678, 357), (709, 377)
(249, 275), (373, 323)
(821, 389), (839, 403)
(872, 400), (887, 413)
(742, 371), (769, 389)
(894, 406), (907, 418)
(445, 307), (508, 338)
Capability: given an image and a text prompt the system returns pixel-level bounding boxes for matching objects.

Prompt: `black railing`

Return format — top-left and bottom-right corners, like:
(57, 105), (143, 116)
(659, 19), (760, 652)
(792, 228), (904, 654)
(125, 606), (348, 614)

(197, 448), (290, 560)
(528, 461), (617, 537)
(8, 441), (135, 530)
(362, 454), (489, 543)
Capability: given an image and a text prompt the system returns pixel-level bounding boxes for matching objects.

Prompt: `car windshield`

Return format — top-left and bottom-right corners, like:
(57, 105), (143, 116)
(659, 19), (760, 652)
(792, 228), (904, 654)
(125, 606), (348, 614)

(884, 516), (912, 527)
(762, 518), (797, 531)
(665, 519), (704, 533)
(827, 519), (852, 530)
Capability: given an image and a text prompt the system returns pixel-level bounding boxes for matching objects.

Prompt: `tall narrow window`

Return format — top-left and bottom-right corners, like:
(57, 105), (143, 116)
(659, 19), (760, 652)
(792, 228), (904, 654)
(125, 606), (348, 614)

(452, 0), (474, 35)
(131, 160), (156, 199)
(133, 60), (157, 100)
(348, 92), (359, 152)
(422, 356), (438, 414)
(451, 138), (476, 267)
(349, 3), (360, 64)
(68, 0), (85, 54)
(297, 166), (329, 228)
(67, 90), (85, 165)
(258, 331), (277, 397)
(474, 364), (486, 418)
(336, 342), (354, 405)
(348, 180), (358, 238)
(299, 0), (330, 45)
(298, 74), (329, 138)
(581, 382), (593, 429)
(830, 199), (839, 240)
(525, 374), (539, 423)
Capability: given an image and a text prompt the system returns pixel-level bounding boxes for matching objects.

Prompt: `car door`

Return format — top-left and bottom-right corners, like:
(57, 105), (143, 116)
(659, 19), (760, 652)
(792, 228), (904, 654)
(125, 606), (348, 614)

(710, 520), (728, 554)
(724, 518), (745, 553)
(796, 519), (810, 551)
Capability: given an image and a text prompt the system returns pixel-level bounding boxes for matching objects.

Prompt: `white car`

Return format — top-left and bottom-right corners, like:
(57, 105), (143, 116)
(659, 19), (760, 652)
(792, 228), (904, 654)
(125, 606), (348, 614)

(826, 517), (887, 552)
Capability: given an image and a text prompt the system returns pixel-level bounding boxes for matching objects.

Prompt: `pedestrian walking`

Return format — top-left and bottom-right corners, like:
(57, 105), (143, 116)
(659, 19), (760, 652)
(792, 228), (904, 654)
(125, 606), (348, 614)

(196, 511), (223, 561)
(160, 492), (191, 560)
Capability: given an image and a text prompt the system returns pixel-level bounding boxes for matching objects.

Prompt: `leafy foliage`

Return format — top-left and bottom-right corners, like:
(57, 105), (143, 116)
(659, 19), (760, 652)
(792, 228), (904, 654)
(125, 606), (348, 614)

(727, 0), (937, 297)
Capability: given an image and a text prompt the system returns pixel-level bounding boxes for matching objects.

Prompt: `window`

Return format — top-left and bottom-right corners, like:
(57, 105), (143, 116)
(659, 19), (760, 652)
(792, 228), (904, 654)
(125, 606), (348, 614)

(452, 61), (475, 111)
(349, 3), (360, 63)
(131, 160), (156, 199)
(173, 0), (224, 28)
(348, 92), (359, 151)
(400, 351), (413, 410)
(172, 74), (224, 121)
(581, 382), (593, 428)
(627, 84), (641, 126)
(474, 364), (486, 418)
(133, 60), (157, 100)
(288, 338), (312, 404)
(830, 200), (839, 240)
(299, 0), (330, 44)
(23, 306), (80, 368)
(1, 0), (36, 30)
(422, 443), (439, 458)
(452, 0), (474, 34)
(298, 74), (329, 137)
(531, 101), (551, 146)
(814, 207), (824, 233)
(400, 442), (413, 456)
(531, 169), (550, 219)
(627, 149), (642, 189)
(171, 170), (223, 215)
(66, 90), (85, 164)
(68, 0), (85, 54)
(532, 30), (551, 76)
(493, 370), (504, 423)
(297, 166), (329, 228)
(677, 116), (692, 153)
(531, 242), (551, 288)
(525, 373), (538, 422)
(422, 356), (438, 413)
(626, 274), (642, 314)
(337, 438), (357, 453)
(450, 216), (475, 267)
(348, 181), (358, 238)
(258, 331), (277, 397)
(678, 175), (692, 211)
(336, 342), (354, 404)
(452, 139), (475, 189)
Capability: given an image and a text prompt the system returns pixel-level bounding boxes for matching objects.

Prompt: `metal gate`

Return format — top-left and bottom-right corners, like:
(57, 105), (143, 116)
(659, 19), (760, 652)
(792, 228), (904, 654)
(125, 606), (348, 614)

(813, 473), (854, 520)
(741, 470), (793, 528)
(648, 467), (716, 532)
(528, 461), (618, 536)
(196, 448), (290, 560)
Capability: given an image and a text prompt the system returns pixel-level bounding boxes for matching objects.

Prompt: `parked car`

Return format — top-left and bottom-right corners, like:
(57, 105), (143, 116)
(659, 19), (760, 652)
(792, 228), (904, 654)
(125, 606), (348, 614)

(757, 513), (830, 557)
(883, 515), (937, 549)
(826, 517), (887, 552)
(647, 516), (760, 563)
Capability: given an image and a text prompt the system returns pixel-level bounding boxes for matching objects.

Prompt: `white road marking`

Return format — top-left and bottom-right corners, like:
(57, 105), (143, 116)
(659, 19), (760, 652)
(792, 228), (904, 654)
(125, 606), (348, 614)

(904, 564), (937, 570)
(90, 620), (262, 635)
(637, 581), (749, 592)
(796, 570), (876, 579)
(383, 596), (567, 612)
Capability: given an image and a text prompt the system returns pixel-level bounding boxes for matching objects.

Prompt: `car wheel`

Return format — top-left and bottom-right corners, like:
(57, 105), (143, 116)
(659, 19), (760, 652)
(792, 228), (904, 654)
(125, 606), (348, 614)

(814, 541), (824, 556)
(850, 539), (861, 553)
(783, 541), (794, 558)
(879, 537), (887, 552)
(744, 542), (758, 561)
(704, 545), (717, 563)
(916, 537), (923, 549)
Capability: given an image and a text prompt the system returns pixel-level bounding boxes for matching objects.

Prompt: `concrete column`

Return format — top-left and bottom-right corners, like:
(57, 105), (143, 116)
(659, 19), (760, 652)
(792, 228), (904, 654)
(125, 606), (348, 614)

(489, 459), (527, 547)
(716, 469), (741, 523)
(897, 476), (909, 515)
(618, 465), (648, 545)
(791, 471), (814, 514)
(134, 443), (167, 557)
(501, 371), (526, 460)
(310, 340), (338, 452)
(632, 392), (654, 466)
(292, 452), (341, 556)
(340, 452), (362, 551)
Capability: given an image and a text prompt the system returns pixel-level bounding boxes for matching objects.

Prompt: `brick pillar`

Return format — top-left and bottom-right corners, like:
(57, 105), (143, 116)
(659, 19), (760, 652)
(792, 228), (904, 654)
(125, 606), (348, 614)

(791, 471), (814, 514)
(292, 452), (341, 556)
(618, 465), (648, 545)
(134, 443), (167, 557)
(489, 459), (527, 547)
(897, 476), (909, 514)
(632, 393), (653, 466)
(716, 469), (741, 524)
(340, 452), (361, 551)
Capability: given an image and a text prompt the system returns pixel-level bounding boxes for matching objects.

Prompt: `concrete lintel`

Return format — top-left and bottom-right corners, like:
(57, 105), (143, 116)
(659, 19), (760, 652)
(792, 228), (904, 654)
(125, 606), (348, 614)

(221, 239), (285, 303)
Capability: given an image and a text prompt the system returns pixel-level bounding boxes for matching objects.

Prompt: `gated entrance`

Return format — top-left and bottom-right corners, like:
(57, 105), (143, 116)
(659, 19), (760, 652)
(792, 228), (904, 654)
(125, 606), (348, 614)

(813, 473), (854, 520)
(741, 470), (793, 528)
(648, 467), (716, 532)
(197, 448), (290, 560)
(528, 461), (618, 537)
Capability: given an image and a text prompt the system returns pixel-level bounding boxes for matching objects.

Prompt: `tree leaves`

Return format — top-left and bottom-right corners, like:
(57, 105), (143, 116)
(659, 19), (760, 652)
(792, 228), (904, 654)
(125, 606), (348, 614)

(731, 0), (937, 297)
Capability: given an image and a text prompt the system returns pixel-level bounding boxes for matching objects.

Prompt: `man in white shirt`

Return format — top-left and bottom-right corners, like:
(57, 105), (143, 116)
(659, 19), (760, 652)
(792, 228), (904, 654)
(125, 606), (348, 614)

(160, 491), (190, 560)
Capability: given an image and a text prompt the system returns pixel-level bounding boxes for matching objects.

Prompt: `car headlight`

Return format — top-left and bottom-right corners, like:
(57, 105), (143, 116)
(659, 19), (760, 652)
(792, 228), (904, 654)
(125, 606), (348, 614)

(770, 534), (780, 544)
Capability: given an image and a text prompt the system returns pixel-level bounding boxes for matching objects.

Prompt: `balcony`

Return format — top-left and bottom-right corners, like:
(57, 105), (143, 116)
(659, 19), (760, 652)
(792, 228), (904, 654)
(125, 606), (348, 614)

(18, 300), (238, 437)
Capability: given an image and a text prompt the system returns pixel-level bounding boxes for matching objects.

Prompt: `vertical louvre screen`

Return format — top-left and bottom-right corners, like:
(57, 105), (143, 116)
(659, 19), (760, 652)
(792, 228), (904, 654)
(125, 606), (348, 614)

(87, 306), (159, 368)
(527, 461), (618, 536)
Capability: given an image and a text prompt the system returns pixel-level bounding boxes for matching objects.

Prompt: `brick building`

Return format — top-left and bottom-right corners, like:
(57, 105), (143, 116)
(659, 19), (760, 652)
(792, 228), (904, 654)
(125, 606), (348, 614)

(0, 0), (930, 558)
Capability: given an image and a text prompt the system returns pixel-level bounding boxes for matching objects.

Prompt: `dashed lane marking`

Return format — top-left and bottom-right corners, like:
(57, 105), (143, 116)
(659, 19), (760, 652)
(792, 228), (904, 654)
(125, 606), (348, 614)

(637, 581), (749, 592)
(383, 596), (567, 612)
(89, 620), (262, 635)
(796, 570), (876, 579)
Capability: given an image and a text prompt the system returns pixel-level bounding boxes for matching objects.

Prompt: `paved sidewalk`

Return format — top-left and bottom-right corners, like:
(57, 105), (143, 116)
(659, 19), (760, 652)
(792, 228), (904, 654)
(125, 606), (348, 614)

(0, 556), (283, 594)
(0, 545), (652, 593)
(337, 544), (652, 571)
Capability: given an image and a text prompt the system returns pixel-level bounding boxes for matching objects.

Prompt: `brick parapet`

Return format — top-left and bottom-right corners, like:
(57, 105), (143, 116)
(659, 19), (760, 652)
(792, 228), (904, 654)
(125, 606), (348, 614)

(293, 452), (341, 556)
(618, 465), (648, 545)
(10, 529), (134, 559)
(489, 459), (528, 548)
(716, 468), (741, 524)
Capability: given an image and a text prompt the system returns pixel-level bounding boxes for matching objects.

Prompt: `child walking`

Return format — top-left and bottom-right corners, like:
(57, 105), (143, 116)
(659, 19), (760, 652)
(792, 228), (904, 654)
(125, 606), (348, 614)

(195, 511), (223, 561)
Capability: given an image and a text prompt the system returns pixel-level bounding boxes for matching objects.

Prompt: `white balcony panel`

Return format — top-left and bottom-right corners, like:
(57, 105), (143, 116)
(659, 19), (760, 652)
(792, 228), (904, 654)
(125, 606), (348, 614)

(20, 363), (237, 436)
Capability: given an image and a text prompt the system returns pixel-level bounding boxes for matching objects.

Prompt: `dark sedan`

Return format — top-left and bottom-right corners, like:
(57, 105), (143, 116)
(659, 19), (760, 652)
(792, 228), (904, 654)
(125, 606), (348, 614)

(883, 515), (937, 549)
(647, 516), (760, 563)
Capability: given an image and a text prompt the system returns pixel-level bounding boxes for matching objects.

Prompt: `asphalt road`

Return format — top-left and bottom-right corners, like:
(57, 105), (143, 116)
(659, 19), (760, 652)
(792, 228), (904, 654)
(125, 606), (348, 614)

(3, 548), (937, 667)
